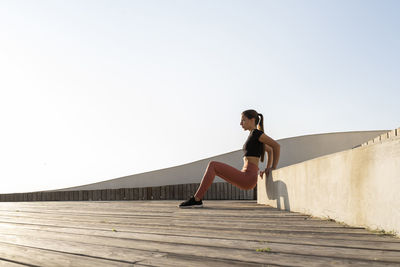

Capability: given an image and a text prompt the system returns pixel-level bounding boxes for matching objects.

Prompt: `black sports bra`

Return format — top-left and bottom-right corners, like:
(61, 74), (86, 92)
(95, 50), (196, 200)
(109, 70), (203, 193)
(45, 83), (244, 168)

(243, 129), (264, 157)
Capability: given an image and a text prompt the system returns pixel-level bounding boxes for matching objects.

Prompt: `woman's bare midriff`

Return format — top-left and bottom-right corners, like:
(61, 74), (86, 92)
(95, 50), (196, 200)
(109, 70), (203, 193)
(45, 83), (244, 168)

(243, 156), (259, 166)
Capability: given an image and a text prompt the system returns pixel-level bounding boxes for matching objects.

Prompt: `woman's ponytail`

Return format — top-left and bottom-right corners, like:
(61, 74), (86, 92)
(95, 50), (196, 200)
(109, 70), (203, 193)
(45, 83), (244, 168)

(257, 113), (264, 133)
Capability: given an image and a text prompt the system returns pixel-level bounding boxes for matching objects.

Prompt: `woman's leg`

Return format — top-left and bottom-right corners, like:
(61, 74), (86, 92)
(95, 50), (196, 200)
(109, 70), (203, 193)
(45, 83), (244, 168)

(194, 161), (257, 200)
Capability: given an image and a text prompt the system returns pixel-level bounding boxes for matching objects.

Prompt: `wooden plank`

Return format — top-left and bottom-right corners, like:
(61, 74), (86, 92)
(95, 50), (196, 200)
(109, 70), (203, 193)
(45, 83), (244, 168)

(1, 209), (398, 250)
(87, 190), (92, 201)
(69, 191), (74, 201)
(222, 183), (227, 200)
(203, 184), (208, 200)
(0, 240), (134, 267)
(0, 214), (373, 236)
(213, 183), (218, 200)
(100, 190), (106, 201)
(130, 188), (135, 200)
(216, 183), (221, 200)
(193, 183), (197, 197)
(0, 259), (25, 266)
(187, 184), (192, 197)
(158, 186), (162, 200)
(0, 203), (398, 245)
(177, 184), (182, 200)
(120, 188), (126, 200)
(149, 187), (154, 200)
(185, 184), (190, 199)
(123, 188), (129, 200)
(92, 190), (98, 201)
(226, 183), (231, 200)
(245, 189), (251, 200)
(65, 191), (70, 201)
(137, 188), (143, 200)
(143, 187), (148, 200)
(0, 221), (397, 266)
(0, 233), (259, 267)
(168, 185), (172, 200)
(173, 184), (177, 200)
(132, 188), (138, 200)
(239, 188), (244, 200)
(165, 185), (170, 200)
(97, 190), (103, 201)
(209, 183), (215, 200)
(1, 223), (400, 264)
(243, 189), (248, 200)
(235, 186), (240, 200)
(124, 188), (130, 200)
(115, 189), (121, 201)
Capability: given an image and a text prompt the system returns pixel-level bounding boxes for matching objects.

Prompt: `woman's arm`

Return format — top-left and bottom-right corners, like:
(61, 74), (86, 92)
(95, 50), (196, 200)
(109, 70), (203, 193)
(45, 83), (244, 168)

(265, 144), (273, 168)
(259, 133), (281, 173)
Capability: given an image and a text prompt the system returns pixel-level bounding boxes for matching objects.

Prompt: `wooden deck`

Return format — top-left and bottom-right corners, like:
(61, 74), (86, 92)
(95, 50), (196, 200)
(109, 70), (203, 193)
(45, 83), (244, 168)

(0, 200), (399, 266)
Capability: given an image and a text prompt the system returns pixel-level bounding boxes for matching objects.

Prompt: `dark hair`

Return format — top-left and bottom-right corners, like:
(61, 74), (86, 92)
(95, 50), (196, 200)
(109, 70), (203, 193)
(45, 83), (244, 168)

(242, 109), (265, 162)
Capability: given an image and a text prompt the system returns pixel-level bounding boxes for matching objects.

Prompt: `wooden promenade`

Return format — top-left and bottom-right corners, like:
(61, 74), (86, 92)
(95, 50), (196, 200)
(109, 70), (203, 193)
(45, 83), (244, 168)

(0, 200), (399, 266)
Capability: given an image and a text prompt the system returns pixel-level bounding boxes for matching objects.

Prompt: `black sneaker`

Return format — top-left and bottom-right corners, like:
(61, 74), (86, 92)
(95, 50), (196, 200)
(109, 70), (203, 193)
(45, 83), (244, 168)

(178, 196), (203, 208)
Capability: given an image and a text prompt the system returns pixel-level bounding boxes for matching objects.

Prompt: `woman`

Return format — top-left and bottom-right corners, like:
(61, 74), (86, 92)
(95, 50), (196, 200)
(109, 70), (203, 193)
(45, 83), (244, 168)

(179, 109), (281, 208)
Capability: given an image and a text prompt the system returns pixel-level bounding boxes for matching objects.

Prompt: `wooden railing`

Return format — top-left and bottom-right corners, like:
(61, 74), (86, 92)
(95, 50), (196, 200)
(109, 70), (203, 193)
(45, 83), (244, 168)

(0, 182), (256, 202)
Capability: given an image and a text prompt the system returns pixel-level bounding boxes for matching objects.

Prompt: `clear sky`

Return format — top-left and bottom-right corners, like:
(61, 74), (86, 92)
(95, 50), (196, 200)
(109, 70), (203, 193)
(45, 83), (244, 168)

(0, 0), (399, 193)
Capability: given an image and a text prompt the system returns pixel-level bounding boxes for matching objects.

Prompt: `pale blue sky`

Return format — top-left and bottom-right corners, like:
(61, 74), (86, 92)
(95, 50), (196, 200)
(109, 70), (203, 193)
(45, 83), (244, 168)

(0, 0), (399, 193)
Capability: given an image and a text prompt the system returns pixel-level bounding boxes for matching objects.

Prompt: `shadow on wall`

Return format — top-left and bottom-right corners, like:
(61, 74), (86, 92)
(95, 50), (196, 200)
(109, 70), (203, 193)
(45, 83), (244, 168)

(265, 173), (290, 211)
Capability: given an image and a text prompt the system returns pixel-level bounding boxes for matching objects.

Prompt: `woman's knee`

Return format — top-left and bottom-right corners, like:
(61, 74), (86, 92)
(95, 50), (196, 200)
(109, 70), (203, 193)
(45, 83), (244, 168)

(208, 161), (219, 168)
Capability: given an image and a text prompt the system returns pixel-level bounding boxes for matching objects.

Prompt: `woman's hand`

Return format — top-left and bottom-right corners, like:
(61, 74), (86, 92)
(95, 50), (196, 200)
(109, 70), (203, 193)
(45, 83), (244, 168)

(259, 167), (274, 178)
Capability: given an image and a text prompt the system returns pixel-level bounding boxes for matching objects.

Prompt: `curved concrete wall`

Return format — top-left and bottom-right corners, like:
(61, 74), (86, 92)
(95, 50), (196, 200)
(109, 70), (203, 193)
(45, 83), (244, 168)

(258, 128), (400, 236)
(56, 130), (387, 191)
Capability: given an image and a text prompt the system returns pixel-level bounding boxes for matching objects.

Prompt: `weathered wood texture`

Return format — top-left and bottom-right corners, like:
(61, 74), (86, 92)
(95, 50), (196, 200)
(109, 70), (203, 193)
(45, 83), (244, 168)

(0, 200), (399, 266)
(0, 183), (257, 202)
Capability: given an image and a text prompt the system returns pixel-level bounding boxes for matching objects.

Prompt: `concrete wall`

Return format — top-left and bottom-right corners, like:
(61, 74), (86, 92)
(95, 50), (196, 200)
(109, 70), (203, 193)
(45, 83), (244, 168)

(362, 127), (400, 147)
(258, 128), (400, 236)
(56, 130), (386, 191)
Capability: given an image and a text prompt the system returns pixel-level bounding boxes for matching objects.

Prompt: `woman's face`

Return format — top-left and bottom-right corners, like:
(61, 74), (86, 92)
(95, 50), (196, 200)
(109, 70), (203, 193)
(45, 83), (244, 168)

(240, 114), (255, 130)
